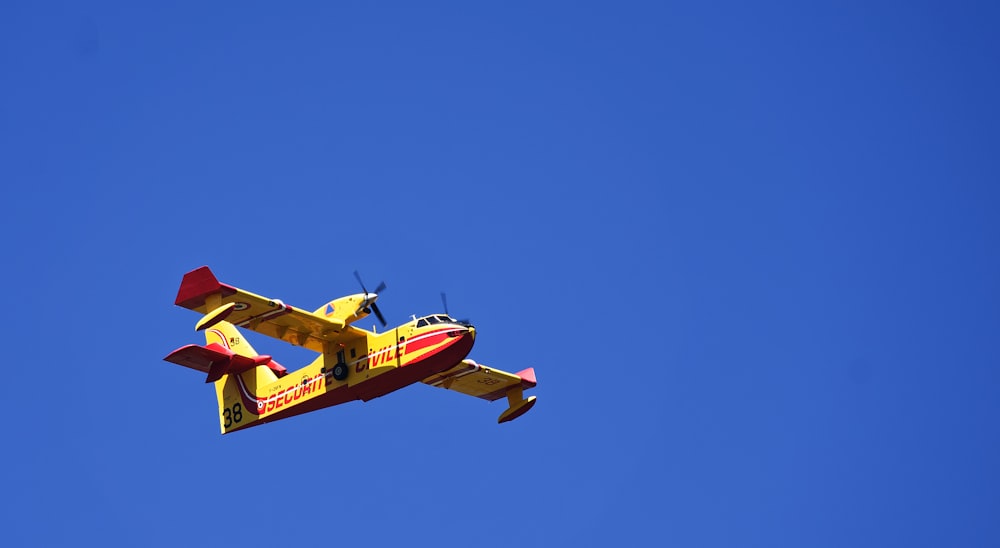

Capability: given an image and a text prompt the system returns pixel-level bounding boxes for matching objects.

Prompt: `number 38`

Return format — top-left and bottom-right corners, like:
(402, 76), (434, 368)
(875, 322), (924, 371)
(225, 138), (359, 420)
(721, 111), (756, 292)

(223, 403), (243, 427)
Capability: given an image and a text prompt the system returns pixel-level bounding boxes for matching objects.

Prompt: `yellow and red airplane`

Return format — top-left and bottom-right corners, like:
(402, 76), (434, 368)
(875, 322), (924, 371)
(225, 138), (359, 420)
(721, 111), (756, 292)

(164, 267), (537, 434)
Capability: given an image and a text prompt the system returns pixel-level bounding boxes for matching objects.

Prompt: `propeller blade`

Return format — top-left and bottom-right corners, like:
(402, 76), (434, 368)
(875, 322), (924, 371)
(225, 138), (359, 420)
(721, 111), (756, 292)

(371, 303), (387, 326)
(353, 270), (388, 324)
(353, 270), (368, 294)
(355, 270), (386, 296)
(440, 292), (471, 325)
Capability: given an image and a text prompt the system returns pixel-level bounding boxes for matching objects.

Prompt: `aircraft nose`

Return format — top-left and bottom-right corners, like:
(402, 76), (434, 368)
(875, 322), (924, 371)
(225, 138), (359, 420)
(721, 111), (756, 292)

(467, 325), (476, 340)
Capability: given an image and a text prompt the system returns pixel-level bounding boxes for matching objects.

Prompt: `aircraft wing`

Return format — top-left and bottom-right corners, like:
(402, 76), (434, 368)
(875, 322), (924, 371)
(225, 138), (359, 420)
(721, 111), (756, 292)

(423, 360), (537, 422)
(174, 266), (365, 352)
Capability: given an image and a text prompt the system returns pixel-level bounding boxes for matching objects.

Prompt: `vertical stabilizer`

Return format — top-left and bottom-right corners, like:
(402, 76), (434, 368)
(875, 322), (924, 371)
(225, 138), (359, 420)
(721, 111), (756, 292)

(204, 321), (258, 357)
(202, 322), (279, 433)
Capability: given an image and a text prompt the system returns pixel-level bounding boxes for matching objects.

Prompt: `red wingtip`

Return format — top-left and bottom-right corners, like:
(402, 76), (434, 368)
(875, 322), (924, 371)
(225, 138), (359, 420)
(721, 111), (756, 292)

(175, 266), (222, 308)
(515, 367), (537, 386)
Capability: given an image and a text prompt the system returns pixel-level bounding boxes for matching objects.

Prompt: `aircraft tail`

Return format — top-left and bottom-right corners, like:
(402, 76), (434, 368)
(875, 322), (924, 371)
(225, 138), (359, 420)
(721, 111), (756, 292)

(163, 321), (287, 433)
(204, 321), (258, 357)
(206, 322), (280, 433)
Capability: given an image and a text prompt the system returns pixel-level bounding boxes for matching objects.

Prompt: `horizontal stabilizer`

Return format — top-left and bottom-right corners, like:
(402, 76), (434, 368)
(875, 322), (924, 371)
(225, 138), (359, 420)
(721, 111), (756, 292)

(163, 343), (286, 382)
(164, 343), (227, 373)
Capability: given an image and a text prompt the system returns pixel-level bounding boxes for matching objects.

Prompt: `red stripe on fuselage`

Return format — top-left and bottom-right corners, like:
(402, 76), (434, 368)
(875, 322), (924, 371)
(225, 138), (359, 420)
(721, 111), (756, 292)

(207, 328), (230, 349)
(233, 372), (326, 417)
(233, 374), (262, 414)
(225, 331), (475, 433)
(403, 327), (461, 355)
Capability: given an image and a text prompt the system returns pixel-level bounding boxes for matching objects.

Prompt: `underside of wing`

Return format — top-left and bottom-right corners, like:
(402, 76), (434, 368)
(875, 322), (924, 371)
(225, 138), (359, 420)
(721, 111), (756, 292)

(422, 360), (537, 423)
(423, 360), (535, 400)
(175, 266), (365, 351)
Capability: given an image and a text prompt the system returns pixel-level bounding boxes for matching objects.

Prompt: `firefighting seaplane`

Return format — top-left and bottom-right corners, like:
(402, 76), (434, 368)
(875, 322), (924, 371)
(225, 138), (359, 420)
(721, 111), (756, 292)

(163, 267), (537, 434)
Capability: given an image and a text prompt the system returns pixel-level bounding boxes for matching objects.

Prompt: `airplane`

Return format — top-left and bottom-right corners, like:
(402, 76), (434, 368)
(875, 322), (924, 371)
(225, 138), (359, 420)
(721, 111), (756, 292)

(163, 266), (537, 434)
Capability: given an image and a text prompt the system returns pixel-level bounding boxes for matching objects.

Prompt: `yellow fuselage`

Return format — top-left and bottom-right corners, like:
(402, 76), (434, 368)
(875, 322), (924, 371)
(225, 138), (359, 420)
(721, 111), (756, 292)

(214, 319), (476, 433)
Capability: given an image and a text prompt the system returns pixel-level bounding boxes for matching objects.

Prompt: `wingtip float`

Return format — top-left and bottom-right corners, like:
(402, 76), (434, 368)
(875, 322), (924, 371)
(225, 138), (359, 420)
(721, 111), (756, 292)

(163, 266), (538, 434)
(194, 302), (237, 332)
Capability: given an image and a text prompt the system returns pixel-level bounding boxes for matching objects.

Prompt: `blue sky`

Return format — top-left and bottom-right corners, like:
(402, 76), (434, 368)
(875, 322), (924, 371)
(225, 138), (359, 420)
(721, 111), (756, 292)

(2, 2), (998, 546)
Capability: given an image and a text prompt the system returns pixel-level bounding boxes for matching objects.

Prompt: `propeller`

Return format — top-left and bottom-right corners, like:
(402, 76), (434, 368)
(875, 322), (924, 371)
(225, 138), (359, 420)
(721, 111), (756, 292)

(440, 292), (471, 326)
(354, 270), (387, 326)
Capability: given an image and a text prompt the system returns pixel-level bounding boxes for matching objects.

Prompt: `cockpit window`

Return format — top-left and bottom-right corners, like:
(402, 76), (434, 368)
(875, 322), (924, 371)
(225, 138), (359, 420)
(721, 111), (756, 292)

(416, 315), (455, 327)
